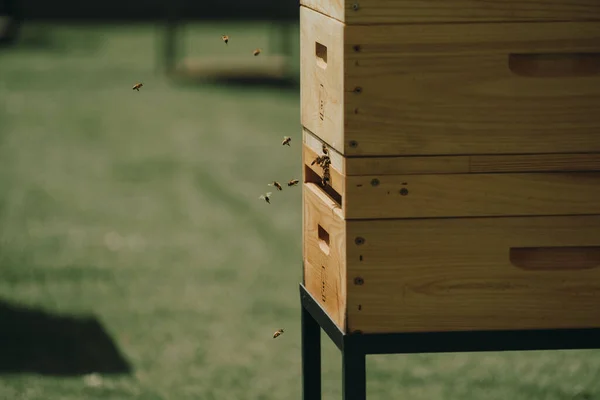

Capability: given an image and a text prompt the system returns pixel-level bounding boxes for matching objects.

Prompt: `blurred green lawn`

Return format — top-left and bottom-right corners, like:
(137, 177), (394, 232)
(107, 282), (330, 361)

(0, 22), (599, 400)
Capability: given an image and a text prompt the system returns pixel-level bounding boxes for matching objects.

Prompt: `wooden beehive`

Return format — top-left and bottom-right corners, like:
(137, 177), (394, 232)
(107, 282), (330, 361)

(300, 0), (600, 334)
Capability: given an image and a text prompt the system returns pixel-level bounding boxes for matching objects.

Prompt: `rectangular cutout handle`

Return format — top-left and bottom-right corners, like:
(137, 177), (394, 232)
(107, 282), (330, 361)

(508, 53), (600, 77)
(315, 42), (327, 69)
(318, 224), (330, 255)
(509, 246), (600, 271)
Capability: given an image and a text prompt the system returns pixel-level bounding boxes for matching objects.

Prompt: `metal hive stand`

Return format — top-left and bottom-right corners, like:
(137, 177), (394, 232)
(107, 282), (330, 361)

(300, 283), (600, 400)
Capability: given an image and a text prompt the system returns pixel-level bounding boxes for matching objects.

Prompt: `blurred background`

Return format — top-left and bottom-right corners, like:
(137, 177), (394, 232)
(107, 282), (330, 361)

(1, 1), (599, 399)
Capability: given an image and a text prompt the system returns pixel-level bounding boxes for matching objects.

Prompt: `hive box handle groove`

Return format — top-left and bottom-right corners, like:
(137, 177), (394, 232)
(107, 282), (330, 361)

(304, 165), (343, 207)
(509, 246), (600, 271)
(315, 42), (327, 69)
(508, 53), (600, 78)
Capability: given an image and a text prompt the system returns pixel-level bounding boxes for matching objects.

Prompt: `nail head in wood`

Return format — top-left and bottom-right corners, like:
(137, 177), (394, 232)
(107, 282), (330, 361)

(371, 178), (380, 187)
(355, 237), (365, 245)
(353, 87), (362, 94)
(352, 3), (360, 11)
(400, 188), (409, 196)
(349, 140), (358, 148)
(354, 277), (364, 285)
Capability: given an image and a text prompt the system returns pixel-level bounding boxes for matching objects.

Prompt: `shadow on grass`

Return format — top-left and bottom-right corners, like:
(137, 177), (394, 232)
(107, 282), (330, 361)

(0, 299), (131, 376)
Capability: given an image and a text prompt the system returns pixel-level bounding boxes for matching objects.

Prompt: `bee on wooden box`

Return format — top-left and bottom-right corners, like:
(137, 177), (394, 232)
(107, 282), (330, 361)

(311, 155), (324, 166)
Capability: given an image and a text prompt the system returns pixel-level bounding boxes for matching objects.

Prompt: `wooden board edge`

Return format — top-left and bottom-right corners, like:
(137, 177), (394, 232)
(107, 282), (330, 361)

(344, 153), (600, 176)
(299, 0), (345, 24)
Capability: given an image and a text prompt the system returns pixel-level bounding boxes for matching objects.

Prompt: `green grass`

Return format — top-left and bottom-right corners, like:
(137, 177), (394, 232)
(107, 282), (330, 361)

(1, 22), (600, 400)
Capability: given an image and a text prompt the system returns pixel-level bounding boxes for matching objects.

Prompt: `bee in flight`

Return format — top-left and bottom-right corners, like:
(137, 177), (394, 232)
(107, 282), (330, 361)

(288, 179), (299, 187)
(268, 181), (283, 191)
(222, 35), (229, 45)
(253, 48), (262, 56)
(282, 136), (291, 146)
(132, 83), (143, 91)
(273, 329), (284, 339)
(259, 192), (273, 204)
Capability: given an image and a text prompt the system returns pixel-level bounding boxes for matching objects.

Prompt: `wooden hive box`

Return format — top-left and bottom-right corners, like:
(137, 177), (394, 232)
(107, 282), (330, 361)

(300, 0), (600, 334)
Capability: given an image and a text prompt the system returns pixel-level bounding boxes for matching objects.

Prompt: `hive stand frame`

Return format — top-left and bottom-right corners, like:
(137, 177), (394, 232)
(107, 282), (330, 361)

(300, 283), (600, 400)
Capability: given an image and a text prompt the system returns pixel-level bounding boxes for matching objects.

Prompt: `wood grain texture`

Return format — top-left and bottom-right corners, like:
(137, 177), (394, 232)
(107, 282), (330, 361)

(342, 152), (600, 176)
(469, 153), (600, 173)
(300, 0), (600, 24)
(300, 0), (345, 23)
(300, 6), (345, 154)
(346, 215), (600, 333)
(303, 182), (346, 331)
(344, 172), (600, 219)
(342, 22), (600, 156)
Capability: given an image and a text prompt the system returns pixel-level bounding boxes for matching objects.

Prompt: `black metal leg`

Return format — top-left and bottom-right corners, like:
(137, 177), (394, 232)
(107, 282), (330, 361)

(342, 342), (366, 400)
(302, 303), (321, 400)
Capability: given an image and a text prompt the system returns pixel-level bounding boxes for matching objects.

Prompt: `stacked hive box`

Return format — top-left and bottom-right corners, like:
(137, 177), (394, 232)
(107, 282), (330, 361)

(300, 0), (600, 334)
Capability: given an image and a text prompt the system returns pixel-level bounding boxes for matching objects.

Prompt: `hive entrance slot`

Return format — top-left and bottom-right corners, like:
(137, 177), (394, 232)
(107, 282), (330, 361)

(304, 165), (342, 207)
(318, 225), (330, 255)
(315, 42), (328, 69)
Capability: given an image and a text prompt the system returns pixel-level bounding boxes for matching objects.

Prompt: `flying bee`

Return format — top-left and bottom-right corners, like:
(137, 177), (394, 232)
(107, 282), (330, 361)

(282, 136), (291, 146)
(132, 83), (143, 91)
(253, 48), (262, 56)
(222, 35), (229, 44)
(259, 192), (273, 204)
(268, 181), (283, 191)
(288, 179), (299, 187)
(273, 329), (284, 339)
(322, 143), (329, 155)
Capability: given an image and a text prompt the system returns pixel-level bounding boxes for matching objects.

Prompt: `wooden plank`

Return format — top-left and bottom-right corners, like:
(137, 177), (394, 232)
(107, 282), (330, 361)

(343, 22), (600, 156)
(304, 127), (600, 174)
(344, 172), (600, 219)
(303, 183), (347, 331)
(300, 0), (600, 24)
(346, 215), (600, 333)
(346, 155), (470, 176)
(469, 153), (600, 173)
(300, 6), (346, 154)
(344, 153), (600, 176)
